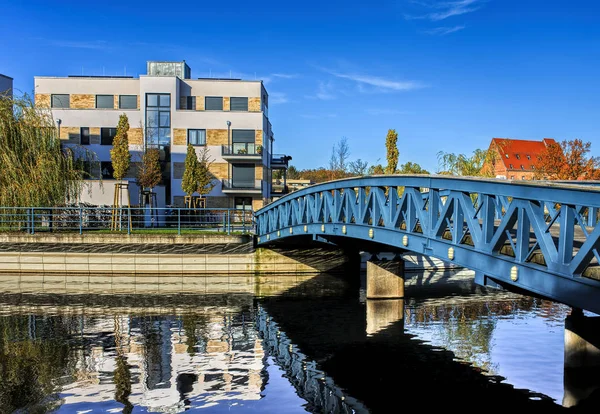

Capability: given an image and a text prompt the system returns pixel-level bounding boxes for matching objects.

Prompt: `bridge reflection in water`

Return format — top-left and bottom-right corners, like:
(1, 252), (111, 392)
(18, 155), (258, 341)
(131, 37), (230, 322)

(0, 270), (598, 412)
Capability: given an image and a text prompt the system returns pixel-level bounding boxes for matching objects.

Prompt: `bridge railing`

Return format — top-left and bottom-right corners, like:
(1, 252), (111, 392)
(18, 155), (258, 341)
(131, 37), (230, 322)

(0, 206), (253, 235)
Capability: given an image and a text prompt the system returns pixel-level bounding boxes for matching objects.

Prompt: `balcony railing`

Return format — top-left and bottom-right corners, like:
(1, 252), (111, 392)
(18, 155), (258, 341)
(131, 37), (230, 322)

(222, 143), (263, 157)
(221, 179), (263, 192)
(271, 154), (291, 168)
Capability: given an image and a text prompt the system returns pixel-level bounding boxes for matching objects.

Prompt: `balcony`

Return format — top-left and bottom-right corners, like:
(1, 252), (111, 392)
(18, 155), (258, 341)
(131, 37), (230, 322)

(271, 154), (292, 169)
(221, 179), (263, 195)
(222, 143), (263, 162)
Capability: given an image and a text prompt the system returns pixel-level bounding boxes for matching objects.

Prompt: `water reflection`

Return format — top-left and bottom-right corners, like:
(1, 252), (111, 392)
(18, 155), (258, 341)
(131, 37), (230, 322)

(0, 269), (598, 412)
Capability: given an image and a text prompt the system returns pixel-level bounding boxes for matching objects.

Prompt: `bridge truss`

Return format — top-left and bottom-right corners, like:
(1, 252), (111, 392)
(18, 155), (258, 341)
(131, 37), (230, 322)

(255, 176), (600, 314)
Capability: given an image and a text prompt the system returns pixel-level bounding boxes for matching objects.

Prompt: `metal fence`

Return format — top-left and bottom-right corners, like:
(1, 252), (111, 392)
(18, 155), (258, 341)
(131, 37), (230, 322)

(0, 206), (254, 235)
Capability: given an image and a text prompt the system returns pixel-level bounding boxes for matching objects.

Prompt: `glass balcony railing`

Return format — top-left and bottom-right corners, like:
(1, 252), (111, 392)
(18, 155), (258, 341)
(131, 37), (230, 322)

(222, 179), (262, 191)
(222, 143), (263, 156)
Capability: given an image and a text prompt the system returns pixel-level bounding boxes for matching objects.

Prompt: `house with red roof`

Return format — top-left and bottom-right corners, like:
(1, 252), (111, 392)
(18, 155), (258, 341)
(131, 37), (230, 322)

(484, 138), (557, 180)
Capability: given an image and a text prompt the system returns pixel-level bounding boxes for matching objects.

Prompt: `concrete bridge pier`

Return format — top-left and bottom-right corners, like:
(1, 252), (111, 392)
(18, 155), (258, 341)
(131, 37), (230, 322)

(563, 308), (600, 408)
(365, 257), (405, 336)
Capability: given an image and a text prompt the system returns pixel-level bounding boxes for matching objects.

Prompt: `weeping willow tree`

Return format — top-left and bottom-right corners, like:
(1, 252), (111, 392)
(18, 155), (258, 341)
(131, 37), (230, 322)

(436, 148), (498, 178)
(0, 94), (86, 207)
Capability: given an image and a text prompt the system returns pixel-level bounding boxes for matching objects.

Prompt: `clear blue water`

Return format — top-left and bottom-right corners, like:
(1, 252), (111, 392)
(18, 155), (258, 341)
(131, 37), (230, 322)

(0, 269), (597, 413)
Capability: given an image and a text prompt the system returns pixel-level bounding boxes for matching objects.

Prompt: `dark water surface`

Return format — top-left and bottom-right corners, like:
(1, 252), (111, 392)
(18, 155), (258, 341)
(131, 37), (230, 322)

(0, 269), (598, 413)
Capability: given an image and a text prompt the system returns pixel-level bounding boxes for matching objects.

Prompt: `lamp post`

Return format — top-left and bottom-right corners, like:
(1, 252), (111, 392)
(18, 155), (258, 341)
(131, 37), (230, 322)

(227, 120), (231, 191)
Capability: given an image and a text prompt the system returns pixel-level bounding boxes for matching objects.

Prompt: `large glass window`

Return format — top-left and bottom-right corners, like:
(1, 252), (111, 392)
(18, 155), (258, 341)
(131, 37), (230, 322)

(231, 129), (256, 154)
(146, 93), (171, 146)
(51, 94), (70, 108)
(205, 96), (223, 111)
(100, 127), (117, 146)
(80, 127), (90, 145)
(188, 129), (206, 146)
(232, 164), (255, 188)
(230, 97), (248, 111)
(119, 95), (137, 109)
(96, 95), (114, 109)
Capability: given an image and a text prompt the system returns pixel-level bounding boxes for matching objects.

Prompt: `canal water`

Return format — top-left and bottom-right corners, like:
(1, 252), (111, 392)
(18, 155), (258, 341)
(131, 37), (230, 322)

(0, 269), (598, 413)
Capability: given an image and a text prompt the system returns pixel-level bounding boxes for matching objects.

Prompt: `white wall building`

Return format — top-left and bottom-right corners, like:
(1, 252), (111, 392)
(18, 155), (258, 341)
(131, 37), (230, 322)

(34, 61), (290, 210)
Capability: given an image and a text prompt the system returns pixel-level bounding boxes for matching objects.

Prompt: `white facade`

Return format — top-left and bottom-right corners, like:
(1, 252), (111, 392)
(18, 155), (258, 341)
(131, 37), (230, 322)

(34, 61), (286, 210)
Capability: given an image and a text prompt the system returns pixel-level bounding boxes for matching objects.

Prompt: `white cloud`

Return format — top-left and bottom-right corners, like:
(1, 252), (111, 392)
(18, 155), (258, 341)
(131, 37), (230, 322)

(423, 25), (466, 35)
(305, 81), (336, 100)
(300, 113), (338, 119)
(325, 70), (424, 92)
(271, 73), (301, 79)
(269, 92), (289, 104)
(405, 0), (484, 21)
(366, 109), (411, 115)
(47, 40), (110, 50)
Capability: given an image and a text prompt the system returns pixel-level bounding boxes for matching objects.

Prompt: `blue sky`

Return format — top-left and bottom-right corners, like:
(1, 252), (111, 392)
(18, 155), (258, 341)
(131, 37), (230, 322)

(1, 0), (599, 173)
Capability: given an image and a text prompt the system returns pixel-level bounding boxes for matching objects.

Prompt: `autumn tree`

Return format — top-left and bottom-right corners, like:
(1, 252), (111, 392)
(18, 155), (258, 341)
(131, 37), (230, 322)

(534, 139), (600, 180)
(398, 161), (429, 174)
(136, 148), (162, 207)
(110, 114), (131, 182)
(385, 129), (399, 174)
(368, 164), (385, 175)
(182, 144), (200, 206)
(196, 147), (216, 199)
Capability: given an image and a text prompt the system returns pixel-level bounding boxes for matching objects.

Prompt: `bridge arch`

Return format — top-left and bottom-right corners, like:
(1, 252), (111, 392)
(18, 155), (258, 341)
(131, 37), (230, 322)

(255, 175), (600, 314)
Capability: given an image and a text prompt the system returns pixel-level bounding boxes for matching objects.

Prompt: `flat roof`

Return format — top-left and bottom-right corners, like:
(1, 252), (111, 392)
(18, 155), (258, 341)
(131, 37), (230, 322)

(0, 74), (13, 80)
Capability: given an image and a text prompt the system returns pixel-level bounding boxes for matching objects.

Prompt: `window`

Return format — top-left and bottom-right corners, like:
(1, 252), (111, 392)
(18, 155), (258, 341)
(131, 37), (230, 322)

(119, 95), (137, 109)
(51, 94), (70, 108)
(146, 93), (171, 146)
(522, 176), (526, 180)
(100, 127), (117, 145)
(100, 161), (114, 178)
(232, 164), (256, 188)
(520, 165), (524, 170)
(96, 95), (114, 109)
(510, 175), (515, 180)
(504, 154), (509, 158)
(532, 165), (536, 170)
(205, 96), (223, 111)
(230, 97), (248, 111)
(232, 129), (256, 154)
(509, 164), (513, 169)
(235, 197), (253, 210)
(188, 129), (206, 146)
(180, 96), (196, 110)
(515, 154), (520, 159)
(526, 154), (531, 160)
(80, 127), (90, 145)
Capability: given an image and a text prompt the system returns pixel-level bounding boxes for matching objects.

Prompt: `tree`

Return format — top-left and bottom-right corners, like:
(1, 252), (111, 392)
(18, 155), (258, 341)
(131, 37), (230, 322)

(535, 139), (600, 180)
(110, 114), (131, 182)
(196, 147), (216, 198)
(287, 165), (301, 179)
(349, 159), (369, 176)
(398, 161), (429, 174)
(182, 144), (200, 202)
(368, 164), (385, 175)
(436, 148), (497, 177)
(0, 94), (88, 207)
(385, 129), (399, 174)
(329, 137), (351, 180)
(136, 148), (162, 208)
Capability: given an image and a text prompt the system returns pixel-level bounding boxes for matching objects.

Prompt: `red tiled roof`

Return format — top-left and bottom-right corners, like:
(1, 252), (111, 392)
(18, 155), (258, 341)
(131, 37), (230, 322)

(490, 137), (557, 171)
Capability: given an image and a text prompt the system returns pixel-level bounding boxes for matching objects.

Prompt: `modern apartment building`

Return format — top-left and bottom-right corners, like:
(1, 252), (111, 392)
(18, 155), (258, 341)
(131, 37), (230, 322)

(34, 60), (290, 210)
(0, 74), (12, 97)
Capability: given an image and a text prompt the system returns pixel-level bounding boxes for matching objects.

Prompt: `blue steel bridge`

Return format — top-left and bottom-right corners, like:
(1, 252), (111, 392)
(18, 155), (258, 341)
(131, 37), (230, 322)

(254, 175), (600, 315)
